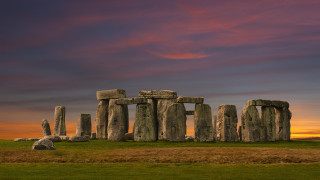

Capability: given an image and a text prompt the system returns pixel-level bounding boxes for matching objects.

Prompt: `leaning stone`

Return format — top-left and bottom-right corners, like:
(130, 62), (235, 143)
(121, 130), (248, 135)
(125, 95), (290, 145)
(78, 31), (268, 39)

(275, 107), (291, 141)
(76, 114), (92, 137)
(134, 103), (157, 141)
(91, 133), (96, 140)
(53, 106), (66, 136)
(260, 106), (276, 141)
(107, 99), (129, 141)
(176, 96), (204, 104)
(41, 119), (51, 136)
(60, 136), (69, 141)
(194, 104), (214, 142)
(44, 135), (62, 142)
(125, 132), (134, 140)
(96, 89), (126, 100)
(96, 100), (109, 139)
(185, 136), (194, 142)
(186, 110), (194, 115)
(164, 103), (187, 142)
(139, 90), (177, 99)
(241, 105), (261, 142)
(115, 97), (147, 105)
(217, 105), (238, 142)
(157, 99), (177, 140)
(32, 138), (56, 150)
(69, 136), (90, 142)
(14, 138), (28, 142)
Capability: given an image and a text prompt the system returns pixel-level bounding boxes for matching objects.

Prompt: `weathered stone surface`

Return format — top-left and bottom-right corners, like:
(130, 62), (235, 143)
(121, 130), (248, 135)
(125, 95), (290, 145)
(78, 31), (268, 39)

(164, 103), (186, 142)
(186, 110), (194, 115)
(139, 90), (177, 99)
(91, 133), (96, 140)
(115, 97), (147, 105)
(76, 114), (92, 137)
(53, 106), (66, 136)
(261, 107), (276, 141)
(27, 138), (40, 141)
(185, 136), (194, 142)
(107, 99), (129, 141)
(246, 99), (289, 108)
(125, 132), (134, 140)
(41, 119), (51, 136)
(157, 99), (176, 140)
(44, 135), (62, 142)
(69, 135), (90, 142)
(241, 106), (261, 142)
(32, 138), (56, 150)
(176, 96), (204, 104)
(275, 107), (291, 141)
(134, 104), (157, 142)
(238, 126), (242, 141)
(194, 104), (214, 142)
(14, 138), (28, 142)
(60, 136), (69, 141)
(96, 89), (126, 100)
(217, 105), (238, 142)
(213, 115), (217, 141)
(96, 100), (108, 139)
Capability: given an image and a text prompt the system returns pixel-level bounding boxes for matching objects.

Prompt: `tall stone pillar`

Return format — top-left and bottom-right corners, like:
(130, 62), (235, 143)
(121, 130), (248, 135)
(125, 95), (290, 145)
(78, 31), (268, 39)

(157, 99), (176, 140)
(275, 107), (291, 141)
(41, 119), (51, 136)
(261, 106), (276, 141)
(107, 99), (128, 141)
(217, 105), (238, 142)
(194, 104), (214, 142)
(96, 100), (109, 139)
(241, 105), (261, 142)
(134, 103), (157, 141)
(53, 106), (66, 136)
(164, 103), (186, 142)
(76, 114), (92, 137)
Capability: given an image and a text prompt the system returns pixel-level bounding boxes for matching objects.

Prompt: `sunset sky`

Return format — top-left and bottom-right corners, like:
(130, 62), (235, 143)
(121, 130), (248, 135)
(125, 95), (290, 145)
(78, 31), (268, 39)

(1, 0), (320, 139)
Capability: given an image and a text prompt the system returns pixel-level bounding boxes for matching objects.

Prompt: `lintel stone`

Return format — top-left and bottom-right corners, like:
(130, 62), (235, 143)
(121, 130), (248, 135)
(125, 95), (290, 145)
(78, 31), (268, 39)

(139, 90), (177, 99)
(246, 99), (289, 108)
(177, 96), (204, 104)
(96, 89), (126, 100)
(115, 97), (147, 105)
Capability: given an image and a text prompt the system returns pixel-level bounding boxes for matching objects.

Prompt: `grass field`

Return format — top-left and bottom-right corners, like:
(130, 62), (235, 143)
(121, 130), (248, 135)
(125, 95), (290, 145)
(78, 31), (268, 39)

(0, 140), (319, 179)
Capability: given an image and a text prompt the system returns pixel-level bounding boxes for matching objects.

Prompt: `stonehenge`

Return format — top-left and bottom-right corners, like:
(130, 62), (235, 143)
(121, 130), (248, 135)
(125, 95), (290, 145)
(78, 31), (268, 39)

(194, 104), (214, 142)
(53, 106), (66, 136)
(216, 105), (238, 142)
(76, 114), (92, 137)
(41, 119), (51, 136)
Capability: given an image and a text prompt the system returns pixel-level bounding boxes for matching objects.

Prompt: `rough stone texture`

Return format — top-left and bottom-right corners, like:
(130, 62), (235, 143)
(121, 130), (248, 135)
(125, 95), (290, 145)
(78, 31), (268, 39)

(134, 104), (157, 142)
(44, 135), (62, 142)
(14, 138), (28, 142)
(125, 132), (134, 140)
(96, 100), (109, 139)
(194, 104), (214, 142)
(32, 138), (56, 150)
(60, 136), (69, 141)
(185, 136), (194, 142)
(27, 138), (40, 141)
(107, 99), (129, 141)
(186, 110), (194, 115)
(241, 106), (261, 142)
(246, 99), (289, 108)
(157, 99), (177, 140)
(217, 105), (238, 142)
(91, 133), (96, 140)
(53, 106), (66, 136)
(96, 89), (126, 100)
(41, 119), (51, 136)
(69, 136), (90, 142)
(139, 90), (177, 99)
(213, 115), (217, 141)
(76, 114), (92, 137)
(176, 96), (204, 104)
(261, 106), (276, 141)
(164, 103), (187, 142)
(115, 97), (147, 105)
(215, 114), (221, 141)
(238, 126), (242, 141)
(275, 107), (291, 141)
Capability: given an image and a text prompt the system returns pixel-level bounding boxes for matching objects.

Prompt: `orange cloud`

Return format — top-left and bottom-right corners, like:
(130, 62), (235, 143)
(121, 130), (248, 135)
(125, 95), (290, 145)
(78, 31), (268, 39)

(147, 50), (211, 60)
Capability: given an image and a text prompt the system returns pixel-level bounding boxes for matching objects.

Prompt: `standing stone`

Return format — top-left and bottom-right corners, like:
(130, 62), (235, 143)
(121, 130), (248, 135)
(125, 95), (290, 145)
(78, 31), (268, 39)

(53, 106), (66, 136)
(157, 99), (176, 140)
(164, 103), (186, 142)
(241, 105), (261, 142)
(275, 107), (291, 141)
(238, 126), (242, 141)
(213, 115), (217, 141)
(194, 104), (214, 142)
(107, 99), (128, 141)
(261, 106), (276, 141)
(217, 105), (238, 142)
(96, 100), (109, 139)
(76, 114), (92, 137)
(134, 103), (157, 141)
(41, 119), (51, 136)
(215, 114), (221, 141)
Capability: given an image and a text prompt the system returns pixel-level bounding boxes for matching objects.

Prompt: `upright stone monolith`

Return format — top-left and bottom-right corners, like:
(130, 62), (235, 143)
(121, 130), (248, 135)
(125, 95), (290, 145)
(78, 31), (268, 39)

(157, 99), (176, 140)
(275, 107), (291, 141)
(53, 106), (66, 136)
(41, 119), (51, 136)
(76, 114), (92, 137)
(107, 99), (128, 141)
(261, 106), (276, 141)
(96, 100), (109, 139)
(194, 104), (214, 142)
(217, 105), (238, 142)
(134, 103), (157, 141)
(241, 105), (261, 142)
(164, 103), (186, 142)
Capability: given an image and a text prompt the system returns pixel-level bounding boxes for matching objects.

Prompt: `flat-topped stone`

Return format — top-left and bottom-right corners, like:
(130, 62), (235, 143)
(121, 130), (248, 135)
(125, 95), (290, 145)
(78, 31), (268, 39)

(186, 110), (194, 115)
(217, 104), (238, 142)
(139, 90), (177, 99)
(177, 96), (204, 104)
(96, 89), (126, 100)
(246, 99), (289, 108)
(32, 139), (56, 150)
(115, 97), (147, 105)
(76, 114), (92, 137)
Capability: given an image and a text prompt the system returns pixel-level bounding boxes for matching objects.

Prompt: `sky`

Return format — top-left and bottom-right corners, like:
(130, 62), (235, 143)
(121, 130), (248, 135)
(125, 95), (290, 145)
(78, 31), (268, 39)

(1, 0), (320, 139)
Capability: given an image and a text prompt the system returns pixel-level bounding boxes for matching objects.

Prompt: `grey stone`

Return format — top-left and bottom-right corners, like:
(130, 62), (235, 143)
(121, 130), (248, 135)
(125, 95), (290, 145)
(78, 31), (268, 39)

(107, 99), (128, 141)
(32, 138), (56, 150)
(115, 97), (147, 105)
(275, 107), (291, 141)
(96, 100), (109, 139)
(238, 126), (242, 141)
(41, 119), (51, 136)
(194, 104), (214, 142)
(260, 106), (276, 141)
(185, 136), (194, 142)
(53, 106), (66, 136)
(76, 114), (92, 137)
(27, 138), (40, 141)
(139, 90), (177, 99)
(125, 132), (134, 140)
(44, 135), (62, 142)
(14, 138), (28, 142)
(69, 135), (90, 142)
(176, 96), (204, 104)
(96, 89), (126, 100)
(241, 105), (261, 142)
(164, 103), (187, 142)
(213, 115), (217, 141)
(91, 133), (96, 140)
(215, 114), (221, 141)
(246, 99), (289, 108)
(217, 105), (238, 142)
(186, 110), (194, 115)
(157, 99), (176, 140)
(60, 136), (69, 141)
(134, 103), (157, 141)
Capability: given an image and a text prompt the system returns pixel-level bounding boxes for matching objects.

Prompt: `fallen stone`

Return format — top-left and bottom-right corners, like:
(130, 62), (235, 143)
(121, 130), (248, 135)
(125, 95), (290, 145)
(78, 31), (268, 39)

(107, 99), (129, 141)
(139, 90), (177, 99)
(186, 110), (194, 115)
(217, 105), (238, 142)
(96, 89), (126, 100)
(164, 103), (187, 142)
(41, 119), (51, 136)
(194, 104), (214, 142)
(125, 132), (134, 140)
(185, 135), (194, 142)
(44, 135), (62, 142)
(14, 138), (28, 142)
(246, 99), (289, 108)
(261, 106), (276, 141)
(275, 107), (291, 141)
(76, 114), (92, 137)
(176, 96), (204, 104)
(241, 105), (261, 142)
(69, 135), (90, 142)
(53, 106), (66, 136)
(91, 133), (96, 140)
(157, 99), (177, 140)
(32, 138), (56, 150)
(134, 103), (157, 141)
(27, 138), (40, 141)
(115, 97), (147, 105)
(96, 100), (109, 139)
(60, 136), (69, 141)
